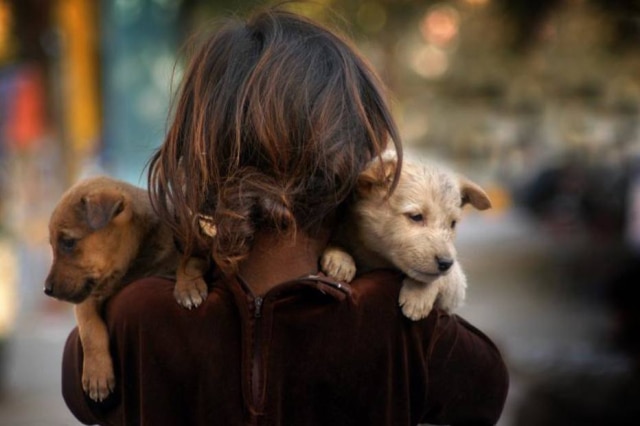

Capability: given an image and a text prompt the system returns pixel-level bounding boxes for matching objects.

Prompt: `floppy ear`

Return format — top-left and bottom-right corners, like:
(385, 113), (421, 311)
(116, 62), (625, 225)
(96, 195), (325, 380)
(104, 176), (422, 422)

(459, 176), (492, 210)
(357, 156), (398, 196)
(81, 189), (131, 230)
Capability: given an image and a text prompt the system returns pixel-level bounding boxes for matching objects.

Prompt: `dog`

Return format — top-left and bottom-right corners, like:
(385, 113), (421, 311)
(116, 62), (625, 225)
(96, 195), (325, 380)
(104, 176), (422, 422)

(45, 176), (209, 401)
(321, 153), (491, 320)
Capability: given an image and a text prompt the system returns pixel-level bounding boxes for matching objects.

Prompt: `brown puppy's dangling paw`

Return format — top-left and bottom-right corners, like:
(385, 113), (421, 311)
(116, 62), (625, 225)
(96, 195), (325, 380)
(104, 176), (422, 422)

(170, 213), (213, 309)
(174, 257), (210, 309)
(82, 353), (116, 402)
(173, 277), (209, 310)
(320, 245), (357, 283)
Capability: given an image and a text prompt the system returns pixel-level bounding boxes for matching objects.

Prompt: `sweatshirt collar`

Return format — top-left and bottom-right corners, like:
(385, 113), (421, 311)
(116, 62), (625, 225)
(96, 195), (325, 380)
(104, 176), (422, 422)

(232, 272), (352, 302)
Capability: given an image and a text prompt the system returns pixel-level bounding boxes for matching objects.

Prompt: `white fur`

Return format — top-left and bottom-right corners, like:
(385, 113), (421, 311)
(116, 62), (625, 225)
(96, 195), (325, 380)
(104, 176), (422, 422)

(321, 154), (491, 320)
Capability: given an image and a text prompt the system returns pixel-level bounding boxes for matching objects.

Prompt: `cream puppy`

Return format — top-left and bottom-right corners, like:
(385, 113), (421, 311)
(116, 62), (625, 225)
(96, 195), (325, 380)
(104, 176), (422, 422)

(321, 154), (491, 320)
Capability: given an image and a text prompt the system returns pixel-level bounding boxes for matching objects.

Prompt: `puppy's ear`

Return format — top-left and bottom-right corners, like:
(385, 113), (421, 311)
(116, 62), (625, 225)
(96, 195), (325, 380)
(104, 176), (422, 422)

(81, 190), (132, 230)
(459, 177), (492, 210)
(357, 156), (397, 195)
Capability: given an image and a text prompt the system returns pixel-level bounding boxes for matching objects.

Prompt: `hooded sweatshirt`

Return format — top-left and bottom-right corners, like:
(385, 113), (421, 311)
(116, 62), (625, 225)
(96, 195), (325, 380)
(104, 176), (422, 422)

(62, 269), (508, 426)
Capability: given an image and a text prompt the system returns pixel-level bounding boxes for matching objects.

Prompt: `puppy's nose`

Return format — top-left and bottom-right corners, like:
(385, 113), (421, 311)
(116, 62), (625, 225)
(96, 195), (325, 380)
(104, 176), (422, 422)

(436, 256), (454, 272)
(44, 280), (54, 297)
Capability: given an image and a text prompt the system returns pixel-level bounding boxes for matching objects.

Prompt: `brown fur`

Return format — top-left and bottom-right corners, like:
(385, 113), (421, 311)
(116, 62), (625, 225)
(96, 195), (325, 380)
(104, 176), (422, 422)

(321, 154), (491, 320)
(45, 176), (209, 401)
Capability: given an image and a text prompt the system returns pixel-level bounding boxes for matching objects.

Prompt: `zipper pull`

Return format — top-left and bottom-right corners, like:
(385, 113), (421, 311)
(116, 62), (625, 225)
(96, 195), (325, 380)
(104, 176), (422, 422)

(254, 296), (264, 318)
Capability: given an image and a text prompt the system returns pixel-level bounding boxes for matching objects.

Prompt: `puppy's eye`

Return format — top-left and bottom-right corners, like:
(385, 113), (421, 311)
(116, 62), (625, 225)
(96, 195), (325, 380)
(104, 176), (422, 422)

(59, 237), (77, 252)
(407, 213), (424, 223)
(451, 220), (457, 229)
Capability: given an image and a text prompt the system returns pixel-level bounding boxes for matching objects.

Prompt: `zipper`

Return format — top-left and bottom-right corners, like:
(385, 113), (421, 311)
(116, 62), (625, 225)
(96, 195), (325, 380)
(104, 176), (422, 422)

(254, 296), (263, 318)
(236, 274), (267, 419)
(251, 295), (265, 418)
(235, 274), (349, 422)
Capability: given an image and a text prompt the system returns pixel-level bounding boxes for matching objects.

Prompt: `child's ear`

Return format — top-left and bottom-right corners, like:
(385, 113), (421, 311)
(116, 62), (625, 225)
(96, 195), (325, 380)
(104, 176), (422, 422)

(357, 155), (398, 196)
(459, 176), (492, 210)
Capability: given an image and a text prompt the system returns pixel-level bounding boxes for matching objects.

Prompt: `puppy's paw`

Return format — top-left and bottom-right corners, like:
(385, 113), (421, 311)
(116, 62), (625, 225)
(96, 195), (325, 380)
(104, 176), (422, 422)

(398, 281), (436, 321)
(82, 354), (115, 402)
(320, 246), (357, 282)
(174, 277), (208, 309)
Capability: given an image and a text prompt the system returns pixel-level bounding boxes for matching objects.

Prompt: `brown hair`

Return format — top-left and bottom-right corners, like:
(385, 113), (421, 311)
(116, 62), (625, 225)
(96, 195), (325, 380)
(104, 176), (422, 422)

(148, 7), (402, 274)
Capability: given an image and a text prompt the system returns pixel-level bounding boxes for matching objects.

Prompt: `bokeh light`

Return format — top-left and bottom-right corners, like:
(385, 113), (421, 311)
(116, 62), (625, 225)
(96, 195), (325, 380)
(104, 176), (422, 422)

(420, 4), (460, 48)
(411, 44), (449, 79)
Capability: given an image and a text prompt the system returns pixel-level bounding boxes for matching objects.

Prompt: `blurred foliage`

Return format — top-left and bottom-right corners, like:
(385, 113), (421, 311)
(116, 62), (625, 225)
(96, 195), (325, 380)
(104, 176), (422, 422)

(495, 0), (564, 52)
(3, 0), (639, 63)
(181, 1), (441, 37)
(591, 0), (640, 51)
(180, 0), (640, 53)
(496, 0), (640, 53)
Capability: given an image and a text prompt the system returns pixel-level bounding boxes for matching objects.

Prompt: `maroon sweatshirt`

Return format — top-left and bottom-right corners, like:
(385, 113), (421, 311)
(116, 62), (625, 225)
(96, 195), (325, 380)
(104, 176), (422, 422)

(61, 269), (508, 425)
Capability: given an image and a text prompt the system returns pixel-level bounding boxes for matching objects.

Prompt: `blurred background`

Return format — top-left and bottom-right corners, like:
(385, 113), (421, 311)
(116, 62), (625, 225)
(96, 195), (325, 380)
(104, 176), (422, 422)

(0, 0), (639, 424)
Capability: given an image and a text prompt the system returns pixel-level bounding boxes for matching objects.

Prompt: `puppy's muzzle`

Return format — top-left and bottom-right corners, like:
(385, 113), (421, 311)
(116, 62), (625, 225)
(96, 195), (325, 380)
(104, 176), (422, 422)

(43, 275), (97, 303)
(436, 256), (454, 272)
(43, 279), (54, 296)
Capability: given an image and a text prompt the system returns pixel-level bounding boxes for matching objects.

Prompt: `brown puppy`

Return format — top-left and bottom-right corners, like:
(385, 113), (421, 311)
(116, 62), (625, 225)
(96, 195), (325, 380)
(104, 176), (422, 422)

(45, 176), (209, 401)
(321, 153), (491, 320)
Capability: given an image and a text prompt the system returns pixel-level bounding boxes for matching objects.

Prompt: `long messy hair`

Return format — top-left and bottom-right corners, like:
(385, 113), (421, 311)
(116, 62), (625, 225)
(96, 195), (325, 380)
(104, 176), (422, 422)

(148, 7), (402, 274)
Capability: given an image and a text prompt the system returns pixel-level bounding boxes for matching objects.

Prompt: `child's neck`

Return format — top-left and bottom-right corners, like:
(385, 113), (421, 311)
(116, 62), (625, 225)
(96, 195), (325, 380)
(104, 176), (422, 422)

(237, 230), (325, 296)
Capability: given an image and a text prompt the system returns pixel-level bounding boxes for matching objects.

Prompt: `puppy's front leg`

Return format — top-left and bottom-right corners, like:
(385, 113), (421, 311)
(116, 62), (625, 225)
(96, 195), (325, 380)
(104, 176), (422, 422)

(398, 277), (440, 321)
(174, 257), (209, 309)
(75, 298), (115, 401)
(320, 244), (357, 283)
